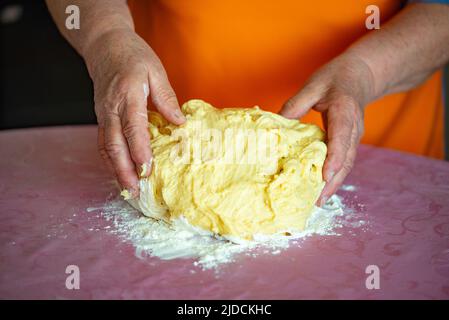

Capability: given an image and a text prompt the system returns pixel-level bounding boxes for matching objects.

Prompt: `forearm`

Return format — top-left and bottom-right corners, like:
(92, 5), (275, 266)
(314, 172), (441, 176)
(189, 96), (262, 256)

(347, 3), (449, 102)
(45, 0), (134, 58)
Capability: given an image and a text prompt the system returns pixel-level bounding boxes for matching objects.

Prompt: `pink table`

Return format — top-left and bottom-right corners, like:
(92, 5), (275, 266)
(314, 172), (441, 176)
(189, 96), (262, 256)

(0, 125), (448, 299)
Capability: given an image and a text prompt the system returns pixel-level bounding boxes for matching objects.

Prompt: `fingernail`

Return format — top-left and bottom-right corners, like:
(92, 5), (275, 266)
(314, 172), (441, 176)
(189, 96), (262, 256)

(120, 187), (139, 200)
(139, 159), (153, 178)
(319, 196), (328, 207)
(174, 110), (186, 121)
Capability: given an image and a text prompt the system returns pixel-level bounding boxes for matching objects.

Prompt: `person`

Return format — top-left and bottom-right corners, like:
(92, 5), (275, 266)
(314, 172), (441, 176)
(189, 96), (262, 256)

(46, 0), (449, 205)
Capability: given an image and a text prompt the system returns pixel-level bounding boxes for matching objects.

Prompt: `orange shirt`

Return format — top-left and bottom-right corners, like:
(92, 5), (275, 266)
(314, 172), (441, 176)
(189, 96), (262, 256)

(128, 0), (444, 159)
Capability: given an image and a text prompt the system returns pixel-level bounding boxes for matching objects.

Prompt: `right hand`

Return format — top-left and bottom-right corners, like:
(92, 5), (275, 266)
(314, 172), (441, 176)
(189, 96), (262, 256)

(84, 29), (185, 198)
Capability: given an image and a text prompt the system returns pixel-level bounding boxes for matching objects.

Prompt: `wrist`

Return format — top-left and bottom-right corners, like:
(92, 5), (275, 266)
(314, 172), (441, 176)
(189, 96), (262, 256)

(83, 28), (136, 79)
(344, 44), (392, 104)
(331, 51), (378, 108)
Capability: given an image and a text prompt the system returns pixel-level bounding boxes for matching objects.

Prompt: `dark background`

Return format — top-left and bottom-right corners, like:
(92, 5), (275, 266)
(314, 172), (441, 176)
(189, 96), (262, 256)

(1, 0), (448, 158)
(0, 0), (95, 129)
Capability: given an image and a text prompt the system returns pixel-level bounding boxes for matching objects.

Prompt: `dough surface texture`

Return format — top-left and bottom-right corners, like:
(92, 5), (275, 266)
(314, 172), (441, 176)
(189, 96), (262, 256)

(125, 100), (327, 240)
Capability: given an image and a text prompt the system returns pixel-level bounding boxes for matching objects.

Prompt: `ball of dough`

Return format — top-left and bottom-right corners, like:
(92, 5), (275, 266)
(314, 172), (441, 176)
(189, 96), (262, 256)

(125, 100), (327, 240)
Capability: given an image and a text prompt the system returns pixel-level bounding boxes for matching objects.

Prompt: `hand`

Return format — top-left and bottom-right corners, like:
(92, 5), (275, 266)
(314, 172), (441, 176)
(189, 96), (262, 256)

(280, 53), (374, 206)
(84, 29), (185, 197)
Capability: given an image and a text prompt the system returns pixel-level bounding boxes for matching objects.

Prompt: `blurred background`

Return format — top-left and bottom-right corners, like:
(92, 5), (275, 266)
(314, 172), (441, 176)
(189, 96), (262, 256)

(0, 0), (95, 129)
(0, 0), (448, 158)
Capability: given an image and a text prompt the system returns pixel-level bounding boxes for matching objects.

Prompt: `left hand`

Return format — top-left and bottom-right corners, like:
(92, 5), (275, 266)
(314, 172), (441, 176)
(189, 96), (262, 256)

(280, 53), (374, 206)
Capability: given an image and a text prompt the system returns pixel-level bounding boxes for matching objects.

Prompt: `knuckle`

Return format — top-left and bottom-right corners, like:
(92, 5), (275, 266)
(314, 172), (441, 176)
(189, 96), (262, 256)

(112, 74), (142, 100)
(341, 151), (356, 175)
(342, 161), (354, 174)
(97, 69), (148, 118)
(94, 102), (102, 116)
(332, 160), (344, 173)
(122, 121), (141, 143)
(104, 108), (121, 121)
(114, 74), (133, 94)
(331, 133), (352, 151)
(94, 103), (110, 125)
(341, 117), (353, 131)
(114, 167), (130, 180)
(283, 99), (296, 112)
(343, 138), (352, 152)
(330, 94), (359, 114)
(153, 86), (177, 106)
(327, 152), (345, 173)
(104, 142), (123, 158)
(97, 144), (109, 161)
(114, 169), (136, 188)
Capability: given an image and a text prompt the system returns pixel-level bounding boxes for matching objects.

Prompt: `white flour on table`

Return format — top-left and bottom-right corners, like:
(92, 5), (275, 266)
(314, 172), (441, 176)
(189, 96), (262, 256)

(87, 187), (358, 270)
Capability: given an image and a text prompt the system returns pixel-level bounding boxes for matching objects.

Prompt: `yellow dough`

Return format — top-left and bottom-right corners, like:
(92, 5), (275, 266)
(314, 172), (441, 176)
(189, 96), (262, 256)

(125, 100), (327, 240)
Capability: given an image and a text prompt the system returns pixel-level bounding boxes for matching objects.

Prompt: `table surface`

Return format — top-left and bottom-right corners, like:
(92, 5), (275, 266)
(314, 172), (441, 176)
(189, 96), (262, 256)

(0, 125), (448, 299)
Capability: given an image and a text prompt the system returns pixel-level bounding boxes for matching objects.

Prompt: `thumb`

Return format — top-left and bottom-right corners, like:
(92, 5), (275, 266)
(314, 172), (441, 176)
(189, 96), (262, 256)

(280, 81), (325, 119)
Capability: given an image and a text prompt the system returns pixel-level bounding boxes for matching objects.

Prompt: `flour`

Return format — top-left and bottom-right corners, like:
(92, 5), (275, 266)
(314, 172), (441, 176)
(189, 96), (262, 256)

(87, 188), (355, 270)
(340, 184), (357, 192)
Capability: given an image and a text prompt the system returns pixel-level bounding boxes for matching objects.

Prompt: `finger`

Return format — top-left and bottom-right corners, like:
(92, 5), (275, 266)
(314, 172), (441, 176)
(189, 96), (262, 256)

(317, 133), (358, 206)
(97, 126), (115, 175)
(104, 111), (140, 196)
(120, 86), (153, 178)
(148, 63), (185, 125)
(321, 111), (329, 131)
(280, 81), (325, 119)
(321, 102), (355, 183)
